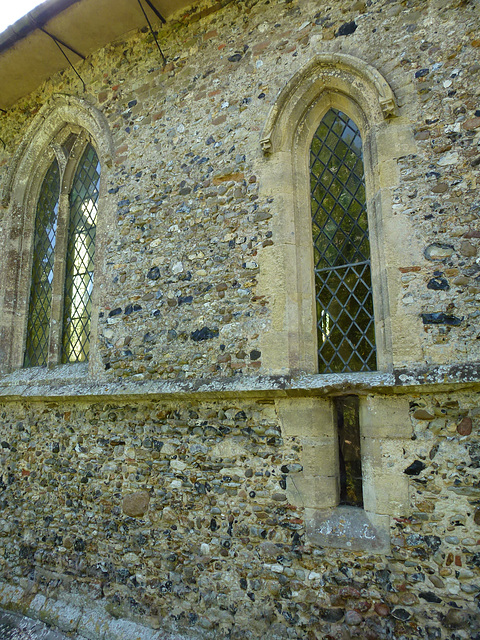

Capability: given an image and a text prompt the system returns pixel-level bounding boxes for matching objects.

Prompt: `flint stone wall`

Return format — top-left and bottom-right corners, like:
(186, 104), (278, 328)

(0, 0), (479, 378)
(0, 0), (478, 638)
(0, 391), (477, 639)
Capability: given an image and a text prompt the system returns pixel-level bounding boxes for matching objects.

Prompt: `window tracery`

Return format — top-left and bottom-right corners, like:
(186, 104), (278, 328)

(0, 94), (112, 374)
(24, 138), (100, 366)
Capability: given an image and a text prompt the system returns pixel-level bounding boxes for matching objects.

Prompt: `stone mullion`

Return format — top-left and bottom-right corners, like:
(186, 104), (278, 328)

(48, 192), (70, 365)
(48, 133), (89, 366)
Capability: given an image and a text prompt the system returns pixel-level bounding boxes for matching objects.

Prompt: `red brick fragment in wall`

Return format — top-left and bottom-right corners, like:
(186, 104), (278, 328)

(463, 117), (480, 130)
(252, 41), (270, 54)
(457, 417), (472, 435)
(204, 29), (218, 41)
(212, 114), (227, 125)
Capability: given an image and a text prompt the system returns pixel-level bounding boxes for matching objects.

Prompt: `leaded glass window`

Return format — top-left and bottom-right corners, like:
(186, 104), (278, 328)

(24, 136), (100, 368)
(62, 144), (100, 363)
(24, 160), (60, 367)
(310, 108), (376, 373)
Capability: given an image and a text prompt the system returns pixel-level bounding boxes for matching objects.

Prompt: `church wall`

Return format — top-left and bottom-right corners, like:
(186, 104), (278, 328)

(0, 0), (478, 638)
(0, 390), (476, 639)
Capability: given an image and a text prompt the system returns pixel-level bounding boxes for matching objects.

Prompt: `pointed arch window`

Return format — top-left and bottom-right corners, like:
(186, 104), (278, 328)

(257, 55), (404, 551)
(310, 108), (376, 373)
(24, 137), (100, 367)
(24, 160), (60, 367)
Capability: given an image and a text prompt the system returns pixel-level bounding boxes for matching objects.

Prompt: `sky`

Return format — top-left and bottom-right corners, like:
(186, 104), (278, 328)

(0, 0), (46, 34)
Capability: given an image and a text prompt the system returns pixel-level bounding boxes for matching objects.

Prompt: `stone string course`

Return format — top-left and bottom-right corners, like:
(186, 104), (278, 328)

(0, 0), (478, 638)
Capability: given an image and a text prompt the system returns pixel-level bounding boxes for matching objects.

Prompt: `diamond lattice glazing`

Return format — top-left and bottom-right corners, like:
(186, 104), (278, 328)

(62, 143), (100, 363)
(310, 108), (376, 373)
(24, 160), (60, 367)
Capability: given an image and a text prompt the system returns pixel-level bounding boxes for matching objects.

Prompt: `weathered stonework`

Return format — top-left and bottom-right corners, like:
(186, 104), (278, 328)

(0, 0), (478, 638)
(0, 390), (477, 638)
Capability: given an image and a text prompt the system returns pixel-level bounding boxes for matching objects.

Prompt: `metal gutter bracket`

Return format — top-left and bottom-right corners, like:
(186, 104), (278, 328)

(137, 0), (167, 66)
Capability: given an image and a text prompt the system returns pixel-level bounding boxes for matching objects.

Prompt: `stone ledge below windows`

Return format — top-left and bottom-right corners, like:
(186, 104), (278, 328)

(0, 362), (479, 400)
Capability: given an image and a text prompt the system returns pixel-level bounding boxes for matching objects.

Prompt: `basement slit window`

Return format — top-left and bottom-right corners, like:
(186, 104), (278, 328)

(24, 137), (100, 367)
(310, 108), (376, 374)
(335, 395), (363, 507)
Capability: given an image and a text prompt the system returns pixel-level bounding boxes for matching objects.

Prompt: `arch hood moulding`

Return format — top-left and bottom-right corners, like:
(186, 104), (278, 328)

(0, 0), (195, 110)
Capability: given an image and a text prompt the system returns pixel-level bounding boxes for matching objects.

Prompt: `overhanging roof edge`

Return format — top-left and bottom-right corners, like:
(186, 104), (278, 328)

(0, 0), (82, 54)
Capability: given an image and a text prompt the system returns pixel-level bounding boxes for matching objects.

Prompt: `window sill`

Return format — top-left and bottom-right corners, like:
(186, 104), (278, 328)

(0, 362), (89, 397)
(0, 364), (478, 401)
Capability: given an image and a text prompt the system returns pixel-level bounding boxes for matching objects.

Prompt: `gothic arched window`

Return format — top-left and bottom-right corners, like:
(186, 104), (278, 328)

(258, 54), (409, 552)
(310, 108), (376, 373)
(24, 136), (100, 367)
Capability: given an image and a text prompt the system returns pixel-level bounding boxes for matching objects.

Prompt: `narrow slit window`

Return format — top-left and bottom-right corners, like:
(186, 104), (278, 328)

(310, 108), (376, 373)
(335, 396), (363, 507)
(62, 143), (100, 363)
(24, 159), (60, 367)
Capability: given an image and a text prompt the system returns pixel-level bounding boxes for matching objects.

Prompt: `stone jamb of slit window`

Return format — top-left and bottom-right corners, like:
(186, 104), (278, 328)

(0, 94), (114, 375)
(277, 393), (412, 554)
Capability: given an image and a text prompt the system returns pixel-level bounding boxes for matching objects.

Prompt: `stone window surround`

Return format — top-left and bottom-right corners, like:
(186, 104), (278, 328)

(25, 128), (97, 366)
(256, 53), (415, 551)
(277, 394), (411, 553)
(0, 94), (115, 376)
(257, 52), (418, 376)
